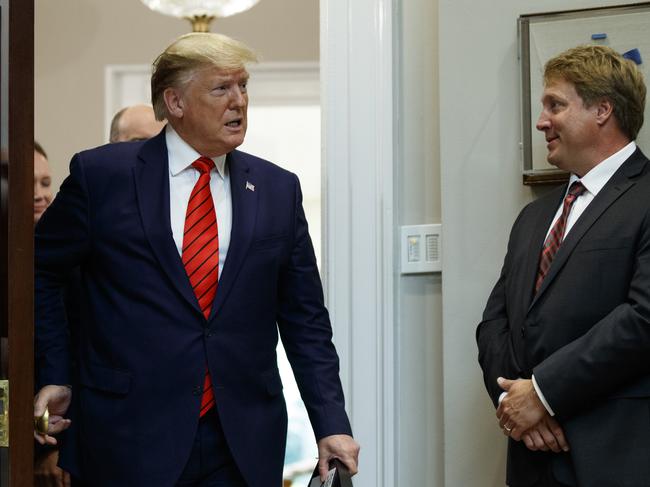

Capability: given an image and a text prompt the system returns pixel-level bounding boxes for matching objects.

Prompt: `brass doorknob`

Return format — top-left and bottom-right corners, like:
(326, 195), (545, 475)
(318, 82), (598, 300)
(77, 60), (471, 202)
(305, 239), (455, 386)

(34, 407), (49, 435)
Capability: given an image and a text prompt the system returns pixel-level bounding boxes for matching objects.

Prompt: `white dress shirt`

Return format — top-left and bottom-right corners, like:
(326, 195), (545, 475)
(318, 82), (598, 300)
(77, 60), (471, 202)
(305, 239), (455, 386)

(532, 141), (637, 415)
(166, 126), (232, 274)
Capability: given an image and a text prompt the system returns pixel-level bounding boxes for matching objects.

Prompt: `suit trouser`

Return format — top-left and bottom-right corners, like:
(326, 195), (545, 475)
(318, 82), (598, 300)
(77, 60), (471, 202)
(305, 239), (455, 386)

(175, 408), (247, 487)
(510, 463), (573, 487)
(69, 408), (247, 487)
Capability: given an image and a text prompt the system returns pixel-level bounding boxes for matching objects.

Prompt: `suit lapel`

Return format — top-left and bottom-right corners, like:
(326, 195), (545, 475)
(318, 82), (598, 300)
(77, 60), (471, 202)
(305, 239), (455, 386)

(133, 131), (202, 316)
(209, 151), (258, 320)
(529, 150), (647, 311)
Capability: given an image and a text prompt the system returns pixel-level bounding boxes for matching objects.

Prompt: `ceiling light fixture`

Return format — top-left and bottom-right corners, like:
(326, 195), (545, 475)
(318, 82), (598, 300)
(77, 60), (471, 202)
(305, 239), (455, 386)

(140, 0), (260, 32)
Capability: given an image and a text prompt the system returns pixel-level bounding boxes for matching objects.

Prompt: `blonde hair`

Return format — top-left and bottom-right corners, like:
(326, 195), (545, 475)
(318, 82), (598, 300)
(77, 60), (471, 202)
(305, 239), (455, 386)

(544, 45), (646, 140)
(151, 33), (258, 120)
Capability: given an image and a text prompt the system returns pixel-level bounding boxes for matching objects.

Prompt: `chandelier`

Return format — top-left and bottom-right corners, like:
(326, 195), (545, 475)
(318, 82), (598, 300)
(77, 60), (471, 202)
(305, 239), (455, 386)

(140, 0), (261, 32)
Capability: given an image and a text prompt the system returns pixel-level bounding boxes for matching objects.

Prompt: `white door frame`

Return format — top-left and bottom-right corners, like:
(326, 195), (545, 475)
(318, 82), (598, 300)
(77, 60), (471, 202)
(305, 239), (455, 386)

(321, 1), (397, 486)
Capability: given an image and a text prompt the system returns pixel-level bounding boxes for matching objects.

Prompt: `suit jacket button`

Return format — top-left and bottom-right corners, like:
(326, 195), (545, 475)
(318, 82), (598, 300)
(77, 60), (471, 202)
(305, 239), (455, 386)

(204, 329), (213, 338)
(520, 327), (525, 338)
(193, 385), (202, 396)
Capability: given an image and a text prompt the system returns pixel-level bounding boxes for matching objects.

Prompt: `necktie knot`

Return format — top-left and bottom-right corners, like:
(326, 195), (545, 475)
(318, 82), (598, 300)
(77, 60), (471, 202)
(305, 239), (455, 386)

(567, 181), (586, 200)
(192, 157), (215, 175)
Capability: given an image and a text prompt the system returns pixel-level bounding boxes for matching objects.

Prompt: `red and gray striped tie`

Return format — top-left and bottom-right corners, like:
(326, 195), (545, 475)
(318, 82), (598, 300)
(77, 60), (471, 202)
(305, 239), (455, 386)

(535, 181), (586, 293)
(182, 156), (218, 417)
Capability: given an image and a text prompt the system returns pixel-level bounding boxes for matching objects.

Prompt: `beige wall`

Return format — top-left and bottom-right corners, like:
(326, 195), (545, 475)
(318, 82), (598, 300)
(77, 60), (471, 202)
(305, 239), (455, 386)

(397, 0), (442, 484)
(35, 0), (318, 191)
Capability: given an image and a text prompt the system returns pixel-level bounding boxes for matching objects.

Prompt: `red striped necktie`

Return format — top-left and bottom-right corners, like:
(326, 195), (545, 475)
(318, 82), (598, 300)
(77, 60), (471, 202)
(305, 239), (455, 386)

(535, 181), (586, 293)
(182, 156), (218, 417)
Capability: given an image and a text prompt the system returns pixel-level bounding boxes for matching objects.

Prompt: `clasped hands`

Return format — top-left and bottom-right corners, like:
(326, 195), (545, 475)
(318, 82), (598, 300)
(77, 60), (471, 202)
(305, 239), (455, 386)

(496, 377), (569, 453)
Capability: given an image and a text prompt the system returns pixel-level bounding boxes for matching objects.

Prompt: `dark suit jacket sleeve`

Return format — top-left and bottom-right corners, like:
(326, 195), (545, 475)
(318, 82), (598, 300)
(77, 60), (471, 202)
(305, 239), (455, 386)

(275, 174), (352, 440)
(534, 203), (650, 419)
(477, 207), (528, 407)
(35, 153), (90, 388)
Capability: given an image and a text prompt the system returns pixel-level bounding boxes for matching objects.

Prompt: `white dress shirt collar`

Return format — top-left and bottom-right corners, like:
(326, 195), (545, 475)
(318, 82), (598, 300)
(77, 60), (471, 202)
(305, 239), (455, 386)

(165, 125), (227, 179)
(569, 141), (637, 197)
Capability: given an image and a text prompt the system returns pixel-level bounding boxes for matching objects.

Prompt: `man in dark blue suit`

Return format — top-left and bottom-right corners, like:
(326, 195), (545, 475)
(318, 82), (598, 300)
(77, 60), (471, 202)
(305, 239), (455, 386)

(33, 32), (359, 487)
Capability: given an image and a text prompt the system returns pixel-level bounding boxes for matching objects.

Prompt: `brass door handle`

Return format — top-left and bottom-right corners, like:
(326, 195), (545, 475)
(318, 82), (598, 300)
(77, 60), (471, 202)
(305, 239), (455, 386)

(0, 380), (8, 447)
(34, 407), (49, 436)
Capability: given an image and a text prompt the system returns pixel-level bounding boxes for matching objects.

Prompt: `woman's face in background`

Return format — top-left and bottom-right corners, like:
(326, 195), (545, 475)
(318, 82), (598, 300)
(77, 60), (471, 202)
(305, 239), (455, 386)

(34, 150), (53, 224)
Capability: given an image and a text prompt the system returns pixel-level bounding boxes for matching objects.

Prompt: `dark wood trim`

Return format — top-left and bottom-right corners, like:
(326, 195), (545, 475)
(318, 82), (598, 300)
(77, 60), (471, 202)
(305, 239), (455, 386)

(7, 0), (34, 484)
(523, 170), (570, 186)
(520, 1), (650, 21)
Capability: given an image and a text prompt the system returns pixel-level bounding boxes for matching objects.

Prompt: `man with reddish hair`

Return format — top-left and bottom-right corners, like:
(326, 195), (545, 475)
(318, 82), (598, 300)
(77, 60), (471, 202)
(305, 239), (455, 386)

(478, 45), (649, 486)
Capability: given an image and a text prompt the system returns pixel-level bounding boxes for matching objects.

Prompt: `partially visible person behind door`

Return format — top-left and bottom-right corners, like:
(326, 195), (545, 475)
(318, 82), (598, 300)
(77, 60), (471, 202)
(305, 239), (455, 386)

(33, 141), (52, 225)
(109, 104), (166, 143)
(33, 141), (71, 487)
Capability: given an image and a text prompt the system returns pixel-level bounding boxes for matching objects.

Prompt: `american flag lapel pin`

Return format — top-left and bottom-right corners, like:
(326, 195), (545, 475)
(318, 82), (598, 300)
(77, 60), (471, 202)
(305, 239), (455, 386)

(246, 181), (255, 192)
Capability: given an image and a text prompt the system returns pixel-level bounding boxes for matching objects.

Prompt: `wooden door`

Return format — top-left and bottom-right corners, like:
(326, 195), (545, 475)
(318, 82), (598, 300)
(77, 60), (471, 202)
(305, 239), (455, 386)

(0, 0), (35, 485)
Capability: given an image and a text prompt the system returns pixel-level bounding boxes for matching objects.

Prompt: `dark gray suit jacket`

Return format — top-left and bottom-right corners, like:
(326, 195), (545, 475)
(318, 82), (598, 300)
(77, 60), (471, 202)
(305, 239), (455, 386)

(477, 149), (650, 487)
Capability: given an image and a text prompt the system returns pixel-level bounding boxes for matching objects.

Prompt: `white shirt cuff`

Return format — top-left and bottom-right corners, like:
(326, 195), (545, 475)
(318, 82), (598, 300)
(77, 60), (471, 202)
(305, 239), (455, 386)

(532, 374), (555, 416)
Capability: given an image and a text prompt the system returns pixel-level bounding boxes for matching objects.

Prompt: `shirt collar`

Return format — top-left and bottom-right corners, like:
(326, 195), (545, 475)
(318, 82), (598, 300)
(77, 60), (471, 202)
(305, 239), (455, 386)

(165, 125), (227, 179)
(569, 141), (637, 197)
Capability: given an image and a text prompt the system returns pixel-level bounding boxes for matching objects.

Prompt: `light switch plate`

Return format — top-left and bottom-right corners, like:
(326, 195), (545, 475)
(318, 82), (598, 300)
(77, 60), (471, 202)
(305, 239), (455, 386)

(400, 224), (442, 274)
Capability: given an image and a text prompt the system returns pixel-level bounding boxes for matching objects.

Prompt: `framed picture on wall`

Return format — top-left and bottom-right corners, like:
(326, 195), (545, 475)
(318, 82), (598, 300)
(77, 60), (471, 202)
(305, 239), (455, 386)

(518, 2), (650, 185)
